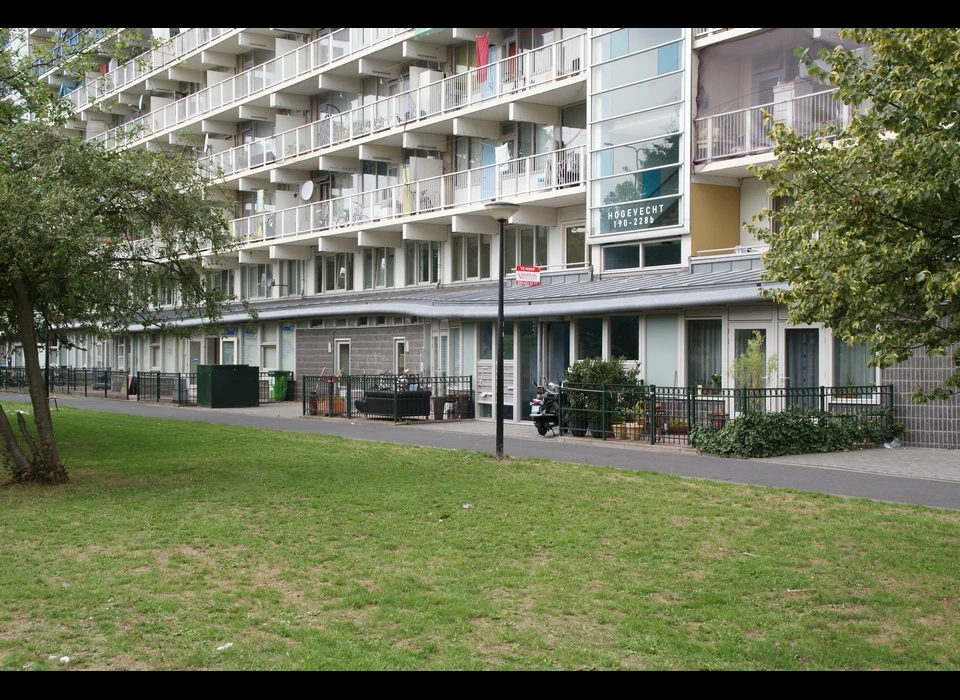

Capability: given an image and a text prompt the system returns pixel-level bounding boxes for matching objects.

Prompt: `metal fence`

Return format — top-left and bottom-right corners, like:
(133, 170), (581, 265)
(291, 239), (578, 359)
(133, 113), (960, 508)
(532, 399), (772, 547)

(1, 366), (133, 399)
(302, 374), (474, 422)
(137, 372), (198, 405)
(560, 383), (895, 446)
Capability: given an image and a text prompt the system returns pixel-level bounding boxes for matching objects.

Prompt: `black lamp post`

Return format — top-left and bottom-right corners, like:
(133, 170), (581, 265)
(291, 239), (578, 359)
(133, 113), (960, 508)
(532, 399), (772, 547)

(484, 199), (519, 460)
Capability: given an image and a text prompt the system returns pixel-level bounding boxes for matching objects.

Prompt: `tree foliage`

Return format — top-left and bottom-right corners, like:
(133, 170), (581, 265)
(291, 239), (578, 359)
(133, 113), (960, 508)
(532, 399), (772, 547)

(0, 29), (238, 483)
(749, 28), (960, 402)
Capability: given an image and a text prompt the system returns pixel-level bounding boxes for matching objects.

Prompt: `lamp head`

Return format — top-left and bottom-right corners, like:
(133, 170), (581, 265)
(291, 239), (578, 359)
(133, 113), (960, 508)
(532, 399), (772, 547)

(484, 199), (519, 223)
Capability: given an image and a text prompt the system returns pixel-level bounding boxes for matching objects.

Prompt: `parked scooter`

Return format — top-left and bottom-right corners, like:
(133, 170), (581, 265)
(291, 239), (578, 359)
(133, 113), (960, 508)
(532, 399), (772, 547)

(529, 380), (560, 436)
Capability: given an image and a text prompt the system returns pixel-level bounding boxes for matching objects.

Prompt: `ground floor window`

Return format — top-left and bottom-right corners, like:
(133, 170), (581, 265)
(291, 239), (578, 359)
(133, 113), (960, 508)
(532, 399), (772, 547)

(610, 315), (640, 361)
(834, 338), (875, 387)
(577, 317), (603, 359)
(687, 319), (722, 387)
(505, 225), (548, 274)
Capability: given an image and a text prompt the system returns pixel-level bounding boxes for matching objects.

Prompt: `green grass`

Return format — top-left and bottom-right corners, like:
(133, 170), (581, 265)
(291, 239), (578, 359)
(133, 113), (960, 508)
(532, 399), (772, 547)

(1, 402), (959, 670)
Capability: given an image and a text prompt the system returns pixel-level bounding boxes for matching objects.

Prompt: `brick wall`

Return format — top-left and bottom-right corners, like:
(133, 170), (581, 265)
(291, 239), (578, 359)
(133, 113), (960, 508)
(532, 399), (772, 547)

(883, 345), (960, 448)
(296, 324), (426, 381)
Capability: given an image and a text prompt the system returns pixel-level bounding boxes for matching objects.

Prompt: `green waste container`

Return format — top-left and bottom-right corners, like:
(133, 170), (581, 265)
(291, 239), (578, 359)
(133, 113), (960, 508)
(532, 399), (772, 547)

(269, 370), (292, 401)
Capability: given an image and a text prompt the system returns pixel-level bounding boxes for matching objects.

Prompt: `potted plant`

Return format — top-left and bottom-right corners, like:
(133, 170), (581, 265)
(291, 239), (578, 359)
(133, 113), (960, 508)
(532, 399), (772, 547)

(707, 407), (728, 430)
(563, 356), (642, 440)
(667, 417), (689, 435)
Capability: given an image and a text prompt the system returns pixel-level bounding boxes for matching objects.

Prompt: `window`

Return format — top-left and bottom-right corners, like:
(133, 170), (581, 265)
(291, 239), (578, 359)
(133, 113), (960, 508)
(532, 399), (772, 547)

(454, 136), (487, 173)
(395, 339), (406, 374)
(603, 239), (681, 271)
(315, 253), (354, 293)
(206, 269), (235, 297)
(565, 225), (586, 267)
(362, 247), (395, 289)
(277, 260), (303, 297)
(834, 338), (875, 387)
(770, 195), (795, 234)
(578, 317), (603, 359)
(452, 234), (491, 281)
(240, 263), (271, 299)
(687, 320), (722, 387)
(478, 321), (493, 360)
(405, 241), (440, 285)
(505, 225), (548, 273)
(261, 323), (278, 370)
(610, 315), (640, 361)
(149, 333), (161, 369)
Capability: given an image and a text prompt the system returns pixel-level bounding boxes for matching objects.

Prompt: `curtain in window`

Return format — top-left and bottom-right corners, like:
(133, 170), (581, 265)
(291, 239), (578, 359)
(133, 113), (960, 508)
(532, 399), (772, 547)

(834, 338), (874, 386)
(687, 320), (721, 385)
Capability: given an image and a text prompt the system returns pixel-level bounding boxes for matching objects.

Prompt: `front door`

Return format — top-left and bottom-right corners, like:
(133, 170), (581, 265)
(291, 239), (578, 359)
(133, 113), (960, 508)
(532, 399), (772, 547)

(728, 322), (777, 414)
(785, 328), (819, 409)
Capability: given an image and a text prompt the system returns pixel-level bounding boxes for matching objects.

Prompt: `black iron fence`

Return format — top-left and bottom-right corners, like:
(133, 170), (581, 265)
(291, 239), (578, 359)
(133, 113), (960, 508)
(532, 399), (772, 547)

(1, 366), (133, 399)
(137, 372), (197, 405)
(302, 373), (474, 422)
(560, 383), (895, 446)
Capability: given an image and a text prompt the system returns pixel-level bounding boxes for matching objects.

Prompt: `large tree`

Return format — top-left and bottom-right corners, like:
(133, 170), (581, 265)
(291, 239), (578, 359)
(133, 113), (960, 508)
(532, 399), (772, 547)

(0, 29), (237, 484)
(749, 28), (960, 402)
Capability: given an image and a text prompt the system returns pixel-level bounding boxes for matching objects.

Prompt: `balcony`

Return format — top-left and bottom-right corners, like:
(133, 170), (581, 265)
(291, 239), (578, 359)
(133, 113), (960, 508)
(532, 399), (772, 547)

(90, 28), (410, 150)
(66, 28), (237, 111)
(693, 86), (853, 168)
(228, 145), (585, 244)
(200, 34), (587, 180)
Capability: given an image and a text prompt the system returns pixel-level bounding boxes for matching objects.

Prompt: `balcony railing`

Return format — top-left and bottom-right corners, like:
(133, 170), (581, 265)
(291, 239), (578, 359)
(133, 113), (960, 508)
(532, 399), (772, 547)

(66, 28), (236, 110)
(694, 87), (854, 163)
(90, 28), (409, 149)
(228, 145), (584, 244)
(201, 33), (587, 180)
(33, 28), (112, 76)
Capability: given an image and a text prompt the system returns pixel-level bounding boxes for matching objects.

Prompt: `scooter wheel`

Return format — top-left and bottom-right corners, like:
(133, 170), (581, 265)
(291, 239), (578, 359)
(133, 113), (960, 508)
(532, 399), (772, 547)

(535, 419), (549, 436)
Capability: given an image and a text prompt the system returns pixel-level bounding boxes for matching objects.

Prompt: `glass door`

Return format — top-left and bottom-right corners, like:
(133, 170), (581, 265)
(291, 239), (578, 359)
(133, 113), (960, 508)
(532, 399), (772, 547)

(785, 328), (819, 409)
(728, 322), (777, 414)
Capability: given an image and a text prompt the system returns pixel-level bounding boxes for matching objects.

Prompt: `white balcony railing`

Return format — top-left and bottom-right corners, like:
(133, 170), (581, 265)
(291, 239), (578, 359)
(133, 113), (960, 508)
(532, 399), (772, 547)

(694, 87), (854, 163)
(200, 33), (587, 179)
(228, 145), (584, 244)
(90, 28), (409, 149)
(67, 28), (236, 111)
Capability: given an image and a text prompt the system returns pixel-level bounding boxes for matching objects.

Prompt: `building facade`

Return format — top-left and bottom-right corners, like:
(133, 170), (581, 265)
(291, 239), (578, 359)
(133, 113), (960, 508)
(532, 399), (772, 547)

(17, 27), (960, 446)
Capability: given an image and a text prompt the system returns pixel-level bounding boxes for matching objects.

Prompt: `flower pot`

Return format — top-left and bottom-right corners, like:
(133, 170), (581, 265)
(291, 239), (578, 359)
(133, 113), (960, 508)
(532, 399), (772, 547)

(611, 422), (627, 440)
(567, 415), (588, 437)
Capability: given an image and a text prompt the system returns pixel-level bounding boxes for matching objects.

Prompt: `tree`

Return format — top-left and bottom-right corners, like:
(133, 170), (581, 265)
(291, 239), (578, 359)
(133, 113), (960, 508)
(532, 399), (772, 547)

(0, 29), (238, 484)
(748, 28), (960, 402)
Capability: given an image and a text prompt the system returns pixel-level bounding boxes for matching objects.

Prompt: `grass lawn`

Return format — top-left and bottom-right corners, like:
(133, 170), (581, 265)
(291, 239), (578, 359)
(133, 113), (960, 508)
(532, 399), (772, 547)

(1, 402), (959, 670)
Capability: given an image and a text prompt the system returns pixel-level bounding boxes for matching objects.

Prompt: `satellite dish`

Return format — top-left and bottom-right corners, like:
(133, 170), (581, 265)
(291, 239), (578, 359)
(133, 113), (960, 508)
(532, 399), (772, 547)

(299, 180), (314, 201)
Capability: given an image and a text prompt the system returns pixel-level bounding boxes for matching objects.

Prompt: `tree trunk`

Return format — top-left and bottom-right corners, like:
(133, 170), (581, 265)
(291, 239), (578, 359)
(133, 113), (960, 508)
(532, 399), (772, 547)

(3, 279), (68, 484)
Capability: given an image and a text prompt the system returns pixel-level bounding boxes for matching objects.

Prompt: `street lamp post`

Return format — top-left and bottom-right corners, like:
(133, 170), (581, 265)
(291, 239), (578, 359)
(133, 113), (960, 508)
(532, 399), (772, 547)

(484, 199), (519, 460)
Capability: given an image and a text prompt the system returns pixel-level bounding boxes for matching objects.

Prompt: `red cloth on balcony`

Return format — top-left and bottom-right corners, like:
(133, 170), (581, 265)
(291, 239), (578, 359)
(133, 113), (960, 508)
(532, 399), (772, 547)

(476, 33), (489, 81)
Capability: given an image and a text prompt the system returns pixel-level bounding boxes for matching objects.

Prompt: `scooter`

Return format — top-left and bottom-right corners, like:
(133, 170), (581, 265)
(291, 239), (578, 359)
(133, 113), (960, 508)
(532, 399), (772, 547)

(529, 380), (560, 436)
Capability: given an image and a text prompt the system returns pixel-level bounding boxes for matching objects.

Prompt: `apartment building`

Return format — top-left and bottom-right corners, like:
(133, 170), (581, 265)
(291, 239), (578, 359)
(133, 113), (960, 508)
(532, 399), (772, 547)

(18, 27), (958, 446)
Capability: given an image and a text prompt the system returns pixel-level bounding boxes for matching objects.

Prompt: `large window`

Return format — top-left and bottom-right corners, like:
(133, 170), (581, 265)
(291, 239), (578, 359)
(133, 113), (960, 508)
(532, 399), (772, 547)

(604, 239), (681, 271)
(687, 320), (722, 387)
(405, 241), (440, 285)
(610, 315), (640, 361)
(505, 225), (548, 273)
(315, 253), (354, 293)
(362, 247), (395, 289)
(277, 260), (303, 297)
(834, 338), (875, 387)
(240, 263), (271, 299)
(205, 269), (235, 297)
(452, 234), (491, 281)
(577, 317), (603, 359)
(565, 224), (586, 267)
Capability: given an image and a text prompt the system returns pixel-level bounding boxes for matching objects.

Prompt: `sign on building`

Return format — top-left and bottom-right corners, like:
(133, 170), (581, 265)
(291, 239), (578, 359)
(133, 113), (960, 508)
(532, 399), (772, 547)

(515, 265), (541, 286)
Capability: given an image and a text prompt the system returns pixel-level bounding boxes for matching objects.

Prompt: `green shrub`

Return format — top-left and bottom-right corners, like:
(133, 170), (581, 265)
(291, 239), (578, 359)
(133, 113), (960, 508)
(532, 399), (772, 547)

(689, 408), (905, 459)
